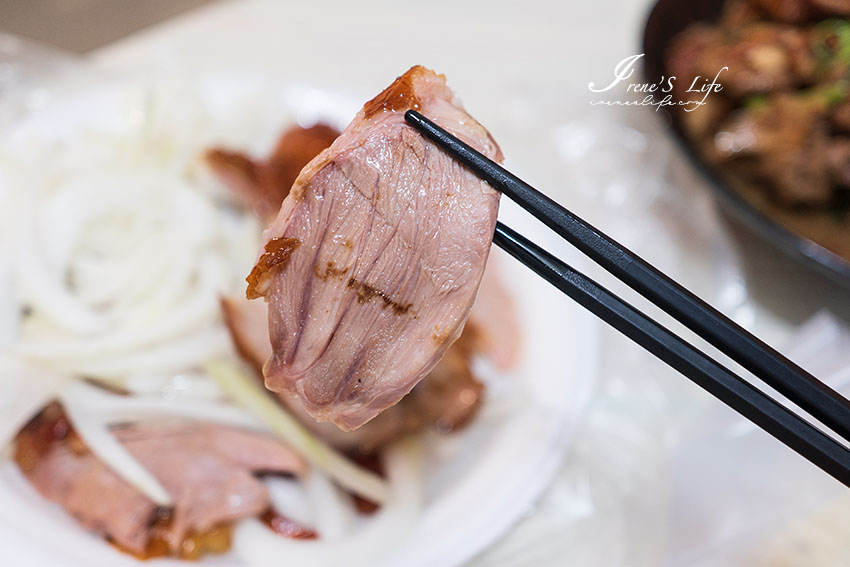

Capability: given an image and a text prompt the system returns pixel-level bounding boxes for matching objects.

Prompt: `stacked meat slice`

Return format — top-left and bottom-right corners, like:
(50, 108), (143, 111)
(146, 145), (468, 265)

(16, 405), (304, 558)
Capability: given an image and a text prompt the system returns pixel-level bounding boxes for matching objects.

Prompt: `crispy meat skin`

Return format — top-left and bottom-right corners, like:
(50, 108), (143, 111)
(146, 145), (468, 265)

(251, 66), (502, 430)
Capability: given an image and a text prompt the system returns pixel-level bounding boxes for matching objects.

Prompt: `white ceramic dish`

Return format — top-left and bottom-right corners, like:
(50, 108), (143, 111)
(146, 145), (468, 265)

(0, 73), (600, 567)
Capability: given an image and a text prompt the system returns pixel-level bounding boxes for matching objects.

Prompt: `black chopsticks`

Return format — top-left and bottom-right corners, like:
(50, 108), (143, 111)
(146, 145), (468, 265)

(404, 109), (850, 488)
(494, 222), (850, 486)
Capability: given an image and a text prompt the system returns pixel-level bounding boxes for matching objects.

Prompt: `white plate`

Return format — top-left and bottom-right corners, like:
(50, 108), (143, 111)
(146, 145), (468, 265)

(0, 73), (600, 567)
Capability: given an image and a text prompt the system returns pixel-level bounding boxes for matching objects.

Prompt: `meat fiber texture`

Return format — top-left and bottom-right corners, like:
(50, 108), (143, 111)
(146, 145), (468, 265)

(247, 66), (503, 430)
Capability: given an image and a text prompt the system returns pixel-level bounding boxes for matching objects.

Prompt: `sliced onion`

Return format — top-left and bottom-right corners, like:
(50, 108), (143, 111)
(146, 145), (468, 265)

(59, 381), (171, 506)
(66, 380), (265, 431)
(306, 469), (356, 541)
(0, 355), (66, 451)
(60, 327), (231, 380)
(13, 253), (222, 361)
(265, 476), (318, 529)
(232, 437), (422, 566)
(13, 191), (105, 334)
(0, 249), (16, 349)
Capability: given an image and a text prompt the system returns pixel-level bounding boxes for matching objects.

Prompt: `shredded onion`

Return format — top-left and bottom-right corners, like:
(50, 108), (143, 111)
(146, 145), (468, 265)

(58, 327), (232, 379)
(0, 355), (66, 451)
(265, 476), (318, 530)
(2, 111), (260, 381)
(12, 252), (223, 361)
(65, 379), (265, 430)
(13, 189), (106, 334)
(233, 437), (422, 567)
(59, 381), (172, 506)
(305, 469), (356, 540)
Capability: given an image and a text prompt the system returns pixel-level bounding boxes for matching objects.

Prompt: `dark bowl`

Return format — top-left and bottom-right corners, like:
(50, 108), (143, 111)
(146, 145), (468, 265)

(643, 0), (850, 289)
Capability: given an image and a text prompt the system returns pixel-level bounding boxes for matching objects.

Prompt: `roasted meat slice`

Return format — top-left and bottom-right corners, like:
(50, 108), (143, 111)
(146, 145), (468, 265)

(222, 294), (486, 453)
(222, 254), (521, 451)
(247, 66), (502, 430)
(17, 406), (304, 557)
(466, 257), (523, 371)
(206, 123), (340, 222)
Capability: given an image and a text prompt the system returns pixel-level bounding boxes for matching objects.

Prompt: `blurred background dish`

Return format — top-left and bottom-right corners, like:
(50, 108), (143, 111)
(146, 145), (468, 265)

(644, 0), (850, 288)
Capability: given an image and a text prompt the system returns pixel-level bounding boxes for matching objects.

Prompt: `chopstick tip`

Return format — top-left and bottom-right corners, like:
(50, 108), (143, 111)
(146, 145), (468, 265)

(404, 109), (424, 126)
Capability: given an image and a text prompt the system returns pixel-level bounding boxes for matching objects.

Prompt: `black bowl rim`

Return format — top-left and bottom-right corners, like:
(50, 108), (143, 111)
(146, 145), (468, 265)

(641, 0), (850, 288)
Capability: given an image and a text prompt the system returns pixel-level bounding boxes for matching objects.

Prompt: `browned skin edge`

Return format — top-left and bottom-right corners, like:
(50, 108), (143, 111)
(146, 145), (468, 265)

(313, 260), (350, 281)
(206, 124), (341, 223)
(246, 237), (301, 299)
(203, 149), (263, 187)
(362, 65), (444, 118)
(260, 509), (317, 539)
(346, 276), (413, 315)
